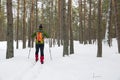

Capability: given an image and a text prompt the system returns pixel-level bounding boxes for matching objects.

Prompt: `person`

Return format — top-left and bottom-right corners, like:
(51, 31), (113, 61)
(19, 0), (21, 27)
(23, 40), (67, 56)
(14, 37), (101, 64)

(32, 24), (49, 64)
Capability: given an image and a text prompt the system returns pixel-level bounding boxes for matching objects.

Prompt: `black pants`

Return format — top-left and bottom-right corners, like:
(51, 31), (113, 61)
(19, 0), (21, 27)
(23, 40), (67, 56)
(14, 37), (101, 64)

(35, 43), (44, 56)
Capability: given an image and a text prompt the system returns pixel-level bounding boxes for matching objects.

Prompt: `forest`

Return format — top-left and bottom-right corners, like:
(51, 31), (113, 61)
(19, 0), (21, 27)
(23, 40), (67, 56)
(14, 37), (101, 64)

(0, 0), (120, 59)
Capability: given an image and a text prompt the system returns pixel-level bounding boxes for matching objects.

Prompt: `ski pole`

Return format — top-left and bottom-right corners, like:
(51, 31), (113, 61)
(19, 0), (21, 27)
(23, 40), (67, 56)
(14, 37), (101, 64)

(48, 39), (52, 60)
(49, 45), (52, 60)
(28, 47), (31, 59)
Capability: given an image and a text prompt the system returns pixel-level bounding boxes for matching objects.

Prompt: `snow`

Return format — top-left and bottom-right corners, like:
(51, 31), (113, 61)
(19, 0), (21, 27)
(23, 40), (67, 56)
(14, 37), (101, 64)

(0, 39), (120, 80)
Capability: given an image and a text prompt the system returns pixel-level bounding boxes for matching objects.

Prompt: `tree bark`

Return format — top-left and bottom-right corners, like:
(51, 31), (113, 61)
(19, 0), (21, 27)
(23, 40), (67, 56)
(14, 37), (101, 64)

(0, 0), (4, 41)
(16, 0), (20, 49)
(84, 0), (87, 44)
(31, 0), (35, 47)
(61, 0), (68, 56)
(0, 0), (1, 37)
(114, 0), (120, 53)
(68, 0), (74, 54)
(36, 0), (38, 28)
(88, 0), (92, 44)
(57, 0), (61, 46)
(97, 0), (102, 57)
(78, 0), (83, 43)
(6, 0), (14, 59)
(23, 0), (26, 48)
(105, 0), (112, 47)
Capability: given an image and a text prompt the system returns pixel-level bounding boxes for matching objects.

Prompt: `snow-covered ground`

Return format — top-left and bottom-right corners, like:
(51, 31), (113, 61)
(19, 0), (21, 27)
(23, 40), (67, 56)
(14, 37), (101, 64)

(0, 39), (120, 80)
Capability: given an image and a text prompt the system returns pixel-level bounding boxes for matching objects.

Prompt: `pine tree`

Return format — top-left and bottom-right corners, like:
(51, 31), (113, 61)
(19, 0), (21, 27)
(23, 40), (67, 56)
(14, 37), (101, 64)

(16, 0), (20, 49)
(23, 0), (26, 48)
(97, 0), (102, 57)
(68, 0), (74, 54)
(114, 0), (120, 53)
(61, 0), (69, 56)
(6, 0), (14, 59)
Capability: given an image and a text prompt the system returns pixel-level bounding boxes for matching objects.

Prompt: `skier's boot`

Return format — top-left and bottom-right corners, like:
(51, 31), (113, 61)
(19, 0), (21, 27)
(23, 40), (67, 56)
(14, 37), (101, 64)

(40, 56), (44, 64)
(35, 54), (38, 62)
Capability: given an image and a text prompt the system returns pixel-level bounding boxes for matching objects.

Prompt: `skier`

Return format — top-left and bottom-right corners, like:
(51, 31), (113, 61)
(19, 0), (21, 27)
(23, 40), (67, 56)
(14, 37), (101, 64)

(32, 24), (49, 64)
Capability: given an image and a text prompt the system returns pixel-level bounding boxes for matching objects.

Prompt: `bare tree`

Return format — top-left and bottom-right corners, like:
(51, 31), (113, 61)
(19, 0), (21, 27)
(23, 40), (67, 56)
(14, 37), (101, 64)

(6, 0), (14, 59)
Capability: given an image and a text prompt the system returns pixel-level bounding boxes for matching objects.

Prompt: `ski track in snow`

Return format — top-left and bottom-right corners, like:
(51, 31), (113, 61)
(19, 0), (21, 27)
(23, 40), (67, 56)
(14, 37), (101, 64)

(14, 62), (43, 80)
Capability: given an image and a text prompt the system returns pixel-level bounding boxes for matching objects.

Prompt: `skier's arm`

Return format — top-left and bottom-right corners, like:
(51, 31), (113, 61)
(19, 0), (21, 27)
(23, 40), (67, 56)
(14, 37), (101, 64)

(43, 31), (49, 38)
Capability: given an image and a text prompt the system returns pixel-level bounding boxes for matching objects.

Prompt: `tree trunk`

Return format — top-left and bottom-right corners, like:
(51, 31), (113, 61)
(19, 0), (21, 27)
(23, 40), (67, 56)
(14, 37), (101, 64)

(78, 0), (83, 43)
(60, 0), (63, 43)
(97, 0), (102, 57)
(23, 0), (26, 48)
(108, 0), (112, 47)
(68, 0), (74, 54)
(114, 0), (120, 53)
(92, 0), (97, 43)
(88, 0), (92, 44)
(54, 0), (58, 46)
(61, 0), (68, 56)
(105, 0), (112, 47)
(0, 0), (4, 41)
(49, 0), (54, 47)
(41, 0), (44, 24)
(16, 0), (20, 49)
(28, 0), (34, 48)
(36, 0), (38, 28)
(6, 0), (14, 59)
(57, 0), (61, 46)
(31, 0), (35, 47)
(84, 0), (87, 44)
(0, 0), (2, 40)
(28, 19), (31, 47)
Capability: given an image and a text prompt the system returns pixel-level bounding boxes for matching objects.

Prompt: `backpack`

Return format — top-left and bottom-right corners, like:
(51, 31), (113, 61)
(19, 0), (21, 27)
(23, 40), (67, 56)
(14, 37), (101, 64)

(36, 32), (44, 43)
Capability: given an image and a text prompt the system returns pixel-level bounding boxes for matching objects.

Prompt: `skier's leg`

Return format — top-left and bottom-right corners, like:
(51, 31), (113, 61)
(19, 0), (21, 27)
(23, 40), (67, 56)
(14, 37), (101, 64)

(40, 44), (44, 64)
(35, 44), (39, 62)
